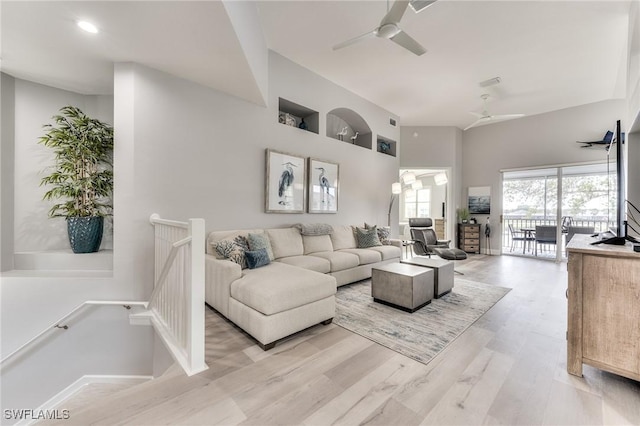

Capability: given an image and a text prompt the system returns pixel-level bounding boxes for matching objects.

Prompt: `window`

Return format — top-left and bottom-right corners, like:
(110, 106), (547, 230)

(403, 188), (431, 220)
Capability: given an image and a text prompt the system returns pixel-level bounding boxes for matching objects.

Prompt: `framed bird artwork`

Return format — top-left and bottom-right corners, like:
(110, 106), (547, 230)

(265, 149), (306, 213)
(308, 158), (339, 214)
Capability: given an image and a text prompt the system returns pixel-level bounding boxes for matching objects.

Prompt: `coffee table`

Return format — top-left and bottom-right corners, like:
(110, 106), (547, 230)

(371, 263), (434, 313)
(401, 257), (454, 298)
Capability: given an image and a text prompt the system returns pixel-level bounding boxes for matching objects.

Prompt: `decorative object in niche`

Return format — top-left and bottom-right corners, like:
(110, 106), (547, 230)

(265, 149), (306, 214)
(379, 141), (391, 152)
(308, 158), (339, 214)
(326, 108), (372, 149)
(278, 112), (296, 127)
(299, 118), (308, 130)
(337, 126), (348, 141)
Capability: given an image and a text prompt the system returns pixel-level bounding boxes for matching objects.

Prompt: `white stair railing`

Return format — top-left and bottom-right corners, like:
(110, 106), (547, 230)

(144, 213), (207, 376)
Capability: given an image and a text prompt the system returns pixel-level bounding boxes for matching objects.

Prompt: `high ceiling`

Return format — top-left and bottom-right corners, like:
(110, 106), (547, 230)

(1, 1), (632, 130)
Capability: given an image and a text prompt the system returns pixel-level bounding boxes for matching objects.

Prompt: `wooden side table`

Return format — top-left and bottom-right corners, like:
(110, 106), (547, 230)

(458, 223), (480, 253)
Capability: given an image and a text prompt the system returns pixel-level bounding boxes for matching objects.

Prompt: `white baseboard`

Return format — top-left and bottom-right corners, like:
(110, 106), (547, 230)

(15, 374), (152, 426)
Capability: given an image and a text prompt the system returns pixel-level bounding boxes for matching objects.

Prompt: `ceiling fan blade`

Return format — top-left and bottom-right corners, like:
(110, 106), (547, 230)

(381, 0), (410, 25)
(332, 30), (376, 51)
(463, 117), (490, 131)
(469, 111), (485, 118)
(490, 114), (525, 120)
(390, 30), (426, 56)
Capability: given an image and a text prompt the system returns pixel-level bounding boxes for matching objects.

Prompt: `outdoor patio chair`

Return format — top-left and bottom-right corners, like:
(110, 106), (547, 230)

(535, 225), (557, 256)
(566, 226), (595, 244)
(561, 216), (574, 233)
(508, 224), (534, 253)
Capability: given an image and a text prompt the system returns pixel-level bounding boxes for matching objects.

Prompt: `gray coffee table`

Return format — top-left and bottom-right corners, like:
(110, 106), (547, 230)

(401, 257), (454, 298)
(371, 263), (434, 313)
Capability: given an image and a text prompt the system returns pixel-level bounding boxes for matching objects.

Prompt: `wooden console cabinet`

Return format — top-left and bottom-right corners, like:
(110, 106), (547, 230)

(458, 224), (480, 253)
(567, 235), (640, 381)
(434, 219), (445, 240)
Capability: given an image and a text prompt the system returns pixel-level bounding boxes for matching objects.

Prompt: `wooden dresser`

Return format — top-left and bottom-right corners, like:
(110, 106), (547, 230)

(458, 223), (480, 253)
(434, 219), (446, 240)
(567, 235), (640, 381)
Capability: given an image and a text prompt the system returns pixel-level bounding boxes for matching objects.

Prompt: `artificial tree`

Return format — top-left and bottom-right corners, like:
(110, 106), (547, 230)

(39, 106), (113, 253)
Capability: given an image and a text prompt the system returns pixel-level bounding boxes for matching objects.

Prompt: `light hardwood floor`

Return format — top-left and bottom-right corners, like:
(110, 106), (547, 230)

(56, 255), (640, 425)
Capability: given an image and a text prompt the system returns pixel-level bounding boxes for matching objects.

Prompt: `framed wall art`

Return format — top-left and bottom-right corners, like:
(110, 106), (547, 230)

(308, 158), (339, 213)
(265, 149), (306, 213)
(468, 186), (491, 214)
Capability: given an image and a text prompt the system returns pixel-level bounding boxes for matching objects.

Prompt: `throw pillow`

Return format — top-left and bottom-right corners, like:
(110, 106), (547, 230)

(245, 248), (271, 269)
(365, 223), (391, 245)
(355, 226), (382, 248)
(247, 233), (274, 261)
(295, 223), (333, 236)
(213, 235), (249, 269)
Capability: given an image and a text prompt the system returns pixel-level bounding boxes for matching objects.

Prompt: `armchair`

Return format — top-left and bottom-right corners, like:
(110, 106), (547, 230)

(408, 218), (450, 257)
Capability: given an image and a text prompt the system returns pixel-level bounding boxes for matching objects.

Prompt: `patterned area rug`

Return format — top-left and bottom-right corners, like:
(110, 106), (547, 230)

(334, 278), (510, 365)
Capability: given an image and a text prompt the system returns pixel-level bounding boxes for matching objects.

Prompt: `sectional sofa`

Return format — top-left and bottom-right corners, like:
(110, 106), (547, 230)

(205, 224), (401, 349)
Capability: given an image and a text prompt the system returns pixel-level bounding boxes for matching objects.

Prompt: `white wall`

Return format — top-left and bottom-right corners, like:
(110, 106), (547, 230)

(399, 126), (462, 241)
(113, 52), (400, 296)
(1, 304), (154, 417)
(11, 78), (114, 252)
(1, 73), (16, 271)
(461, 99), (627, 253)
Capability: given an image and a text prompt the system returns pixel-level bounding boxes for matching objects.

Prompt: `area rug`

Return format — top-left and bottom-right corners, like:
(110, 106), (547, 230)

(334, 278), (510, 365)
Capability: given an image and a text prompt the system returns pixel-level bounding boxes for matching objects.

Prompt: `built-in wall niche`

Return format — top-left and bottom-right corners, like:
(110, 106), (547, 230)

(377, 135), (397, 157)
(326, 108), (372, 149)
(278, 98), (319, 134)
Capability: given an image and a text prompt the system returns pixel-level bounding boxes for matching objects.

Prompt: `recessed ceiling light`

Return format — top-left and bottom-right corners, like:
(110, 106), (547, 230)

(77, 21), (98, 34)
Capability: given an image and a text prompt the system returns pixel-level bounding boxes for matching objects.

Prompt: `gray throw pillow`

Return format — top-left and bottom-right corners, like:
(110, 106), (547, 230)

(245, 248), (271, 269)
(247, 233), (274, 261)
(355, 226), (382, 248)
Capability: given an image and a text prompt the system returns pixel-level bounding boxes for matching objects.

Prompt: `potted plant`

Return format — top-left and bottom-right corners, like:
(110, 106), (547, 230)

(39, 106), (113, 253)
(457, 207), (470, 223)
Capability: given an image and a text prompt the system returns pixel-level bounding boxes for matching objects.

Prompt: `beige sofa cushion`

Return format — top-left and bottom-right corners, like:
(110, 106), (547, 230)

(330, 225), (356, 250)
(276, 255), (331, 274)
(230, 262), (336, 316)
(308, 251), (359, 272)
(266, 228), (304, 259)
(303, 235), (334, 254)
(368, 245), (402, 260)
(338, 248), (382, 265)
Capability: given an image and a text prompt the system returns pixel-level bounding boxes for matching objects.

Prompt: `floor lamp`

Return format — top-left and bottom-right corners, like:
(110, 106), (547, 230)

(388, 182), (402, 226)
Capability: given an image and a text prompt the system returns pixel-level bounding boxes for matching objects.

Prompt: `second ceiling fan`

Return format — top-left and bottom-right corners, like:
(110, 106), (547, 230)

(332, 0), (435, 56)
(464, 94), (525, 131)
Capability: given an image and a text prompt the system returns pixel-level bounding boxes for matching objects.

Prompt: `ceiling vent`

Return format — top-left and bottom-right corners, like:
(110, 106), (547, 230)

(478, 77), (501, 88)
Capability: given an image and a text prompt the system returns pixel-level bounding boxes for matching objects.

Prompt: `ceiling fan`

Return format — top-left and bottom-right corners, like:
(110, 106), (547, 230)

(332, 0), (431, 56)
(463, 94), (525, 131)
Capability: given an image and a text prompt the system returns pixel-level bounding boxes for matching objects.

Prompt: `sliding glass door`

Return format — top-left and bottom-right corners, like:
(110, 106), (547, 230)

(502, 162), (615, 260)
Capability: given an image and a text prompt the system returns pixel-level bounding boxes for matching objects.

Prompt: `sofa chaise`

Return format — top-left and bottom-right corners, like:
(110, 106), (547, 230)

(205, 224), (401, 349)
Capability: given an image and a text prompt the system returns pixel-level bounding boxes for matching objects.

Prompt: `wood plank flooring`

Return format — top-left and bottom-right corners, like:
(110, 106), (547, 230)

(54, 255), (640, 425)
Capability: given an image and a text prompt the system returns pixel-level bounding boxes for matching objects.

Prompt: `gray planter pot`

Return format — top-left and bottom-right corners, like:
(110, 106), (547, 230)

(67, 216), (104, 253)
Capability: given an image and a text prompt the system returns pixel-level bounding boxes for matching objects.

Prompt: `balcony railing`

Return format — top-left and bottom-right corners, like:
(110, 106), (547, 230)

(502, 217), (611, 257)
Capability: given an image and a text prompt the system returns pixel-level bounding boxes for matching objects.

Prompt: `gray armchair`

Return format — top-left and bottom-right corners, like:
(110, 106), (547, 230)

(408, 218), (450, 257)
